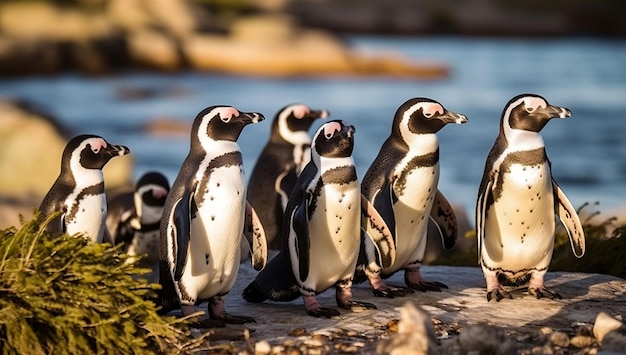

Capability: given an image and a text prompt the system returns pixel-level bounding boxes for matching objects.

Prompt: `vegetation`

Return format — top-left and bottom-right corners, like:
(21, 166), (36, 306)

(0, 213), (207, 354)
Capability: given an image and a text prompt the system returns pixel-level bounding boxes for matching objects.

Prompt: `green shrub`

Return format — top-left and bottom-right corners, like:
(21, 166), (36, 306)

(0, 213), (206, 354)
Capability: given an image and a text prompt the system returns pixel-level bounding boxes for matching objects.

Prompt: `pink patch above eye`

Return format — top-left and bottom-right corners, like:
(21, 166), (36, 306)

(214, 107), (240, 122)
(524, 97), (547, 112)
(418, 103), (444, 117)
(152, 186), (168, 199)
(323, 121), (342, 138)
(89, 138), (107, 153)
(291, 104), (310, 119)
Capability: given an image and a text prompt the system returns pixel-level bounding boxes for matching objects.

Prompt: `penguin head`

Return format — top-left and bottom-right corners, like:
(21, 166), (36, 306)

(502, 94), (572, 133)
(311, 120), (355, 158)
(273, 103), (330, 142)
(63, 134), (130, 173)
(135, 171), (170, 208)
(134, 171), (170, 223)
(191, 106), (265, 148)
(393, 97), (468, 145)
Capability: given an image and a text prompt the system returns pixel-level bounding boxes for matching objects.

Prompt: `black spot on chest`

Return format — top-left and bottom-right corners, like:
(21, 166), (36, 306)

(196, 151), (242, 207)
(309, 165), (357, 217)
(493, 148), (548, 201)
(67, 182), (104, 222)
(395, 149), (438, 197)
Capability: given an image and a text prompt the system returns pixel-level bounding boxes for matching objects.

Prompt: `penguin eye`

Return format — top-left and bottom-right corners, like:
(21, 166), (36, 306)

(526, 106), (536, 114)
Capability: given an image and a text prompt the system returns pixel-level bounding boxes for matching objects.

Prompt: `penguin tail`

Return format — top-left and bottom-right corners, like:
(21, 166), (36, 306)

(242, 252), (300, 303)
(352, 264), (368, 285)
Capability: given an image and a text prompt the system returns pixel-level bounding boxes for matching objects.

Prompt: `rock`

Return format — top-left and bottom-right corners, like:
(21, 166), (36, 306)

(127, 29), (182, 71)
(376, 302), (438, 355)
(457, 324), (517, 354)
(594, 312), (624, 342)
(601, 328), (626, 353)
(255, 340), (271, 354)
(548, 331), (570, 348)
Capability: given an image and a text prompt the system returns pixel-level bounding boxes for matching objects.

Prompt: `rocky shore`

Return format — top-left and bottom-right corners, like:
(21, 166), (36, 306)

(190, 264), (626, 354)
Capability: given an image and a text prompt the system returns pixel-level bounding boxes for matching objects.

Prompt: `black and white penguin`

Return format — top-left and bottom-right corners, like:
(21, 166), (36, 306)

(38, 134), (130, 243)
(247, 103), (329, 250)
(476, 93), (585, 302)
(106, 171), (170, 283)
(158, 106), (267, 326)
(243, 120), (396, 318)
(354, 98), (468, 298)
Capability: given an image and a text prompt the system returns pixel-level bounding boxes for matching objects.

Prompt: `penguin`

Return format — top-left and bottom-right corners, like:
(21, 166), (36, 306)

(354, 98), (468, 298)
(38, 134), (130, 243)
(247, 104), (329, 250)
(476, 93), (585, 302)
(243, 120), (396, 318)
(106, 171), (170, 283)
(158, 105), (267, 326)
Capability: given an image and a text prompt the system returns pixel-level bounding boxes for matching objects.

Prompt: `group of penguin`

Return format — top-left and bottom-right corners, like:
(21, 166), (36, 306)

(36, 93), (586, 326)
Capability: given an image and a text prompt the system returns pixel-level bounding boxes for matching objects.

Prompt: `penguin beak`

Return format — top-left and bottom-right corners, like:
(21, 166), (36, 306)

(344, 124), (356, 138)
(543, 105), (572, 119)
(239, 111), (265, 125)
(106, 144), (130, 157)
(437, 111), (469, 124)
(311, 109), (330, 119)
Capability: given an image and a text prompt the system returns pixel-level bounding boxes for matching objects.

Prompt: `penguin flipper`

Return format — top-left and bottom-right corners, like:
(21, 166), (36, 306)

(429, 190), (458, 250)
(476, 179), (493, 264)
(360, 195), (396, 269)
(277, 168), (298, 210)
(242, 251), (301, 303)
(244, 200), (268, 271)
(553, 180), (585, 258)
(171, 187), (196, 281)
(291, 193), (310, 282)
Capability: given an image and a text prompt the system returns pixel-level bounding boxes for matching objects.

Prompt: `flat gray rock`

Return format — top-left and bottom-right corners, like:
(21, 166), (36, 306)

(214, 263), (626, 344)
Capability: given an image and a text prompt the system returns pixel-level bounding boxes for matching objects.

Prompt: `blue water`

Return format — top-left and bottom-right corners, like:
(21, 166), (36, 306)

(1, 36), (625, 215)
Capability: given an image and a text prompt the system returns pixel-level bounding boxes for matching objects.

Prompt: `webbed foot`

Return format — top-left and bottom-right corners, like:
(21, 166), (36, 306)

(486, 287), (512, 302)
(529, 286), (562, 300)
(339, 299), (377, 312)
(372, 285), (414, 298)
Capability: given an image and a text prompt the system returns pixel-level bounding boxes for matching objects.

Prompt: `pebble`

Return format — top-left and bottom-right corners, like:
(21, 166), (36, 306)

(593, 312), (624, 342)
(255, 340), (271, 355)
(569, 335), (596, 348)
(549, 331), (570, 347)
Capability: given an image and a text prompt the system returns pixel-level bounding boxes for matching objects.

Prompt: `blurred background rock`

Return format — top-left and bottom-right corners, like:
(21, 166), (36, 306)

(1, 0), (623, 77)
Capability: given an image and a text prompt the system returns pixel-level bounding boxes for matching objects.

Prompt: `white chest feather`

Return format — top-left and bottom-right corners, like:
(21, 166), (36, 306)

(182, 164), (246, 299)
(65, 192), (106, 243)
(389, 148), (439, 269)
(484, 161), (556, 272)
(295, 176), (361, 291)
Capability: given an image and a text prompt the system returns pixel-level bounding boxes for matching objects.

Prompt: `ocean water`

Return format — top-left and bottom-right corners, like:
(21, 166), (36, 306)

(1, 36), (625, 216)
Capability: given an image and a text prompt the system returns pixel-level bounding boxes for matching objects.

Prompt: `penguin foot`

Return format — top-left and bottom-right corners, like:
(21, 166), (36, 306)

(407, 280), (449, 292)
(528, 286), (562, 300)
(486, 287), (512, 302)
(372, 286), (414, 298)
(305, 303), (341, 318)
(214, 312), (257, 324)
(340, 300), (377, 312)
(191, 317), (226, 328)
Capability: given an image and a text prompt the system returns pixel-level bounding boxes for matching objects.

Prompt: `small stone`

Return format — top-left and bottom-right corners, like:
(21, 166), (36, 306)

(601, 328), (626, 353)
(387, 319), (399, 333)
(288, 328), (308, 337)
(569, 335), (596, 348)
(539, 327), (554, 335)
(282, 340), (297, 347)
(549, 331), (570, 347)
(593, 312), (624, 342)
(270, 345), (286, 354)
(303, 338), (324, 348)
(255, 340), (271, 355)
